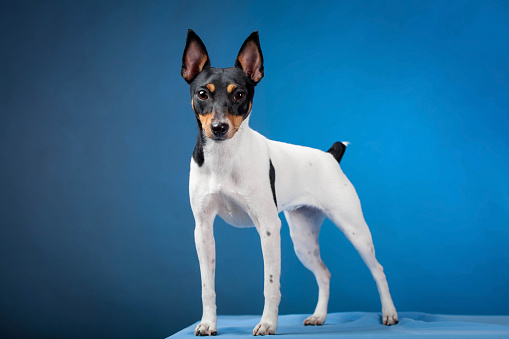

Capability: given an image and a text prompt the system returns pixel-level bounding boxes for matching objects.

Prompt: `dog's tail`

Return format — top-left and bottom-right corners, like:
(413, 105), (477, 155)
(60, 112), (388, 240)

(327, 141), (349, 164)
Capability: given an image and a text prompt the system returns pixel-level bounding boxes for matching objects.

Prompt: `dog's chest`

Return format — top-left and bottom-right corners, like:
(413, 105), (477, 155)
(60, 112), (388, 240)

(209, 172), (255, 227)
(206, 169), (239, 195)
(191, 132), (269, 227)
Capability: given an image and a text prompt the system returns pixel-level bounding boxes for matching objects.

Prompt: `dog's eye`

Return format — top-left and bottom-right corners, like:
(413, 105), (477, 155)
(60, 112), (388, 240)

(197, 90), (208, 100)
(233, 91), (246, 102)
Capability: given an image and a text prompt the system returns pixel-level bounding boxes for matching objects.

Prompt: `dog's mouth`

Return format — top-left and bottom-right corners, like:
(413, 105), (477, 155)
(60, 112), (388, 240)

(211, 136), (227, 141)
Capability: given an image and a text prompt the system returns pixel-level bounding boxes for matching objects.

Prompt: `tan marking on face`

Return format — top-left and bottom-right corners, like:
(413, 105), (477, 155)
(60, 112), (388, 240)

(227, 84), (237, 93)
(191, 98), (194, 111)
(226, 111), (248, 139)
(206, 83), (215, 92)
(198, 112), (214, 138)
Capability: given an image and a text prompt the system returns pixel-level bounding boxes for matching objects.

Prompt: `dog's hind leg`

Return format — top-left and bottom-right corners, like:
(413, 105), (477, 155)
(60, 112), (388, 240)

(323, 185), (399, 325)
(285, 206), (330, 326)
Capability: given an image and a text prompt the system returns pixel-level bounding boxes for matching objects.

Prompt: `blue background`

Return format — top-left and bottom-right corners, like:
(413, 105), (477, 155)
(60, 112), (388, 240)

(1, 1), (508, 338)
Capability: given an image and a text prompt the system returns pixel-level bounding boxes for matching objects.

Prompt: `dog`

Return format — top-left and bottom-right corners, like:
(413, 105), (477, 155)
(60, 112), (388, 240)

(181, 29), (398, 336)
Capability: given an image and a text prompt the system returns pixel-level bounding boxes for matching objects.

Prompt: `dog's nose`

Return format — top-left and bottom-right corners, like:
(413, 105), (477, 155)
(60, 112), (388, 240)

(211, 122), (229, 138)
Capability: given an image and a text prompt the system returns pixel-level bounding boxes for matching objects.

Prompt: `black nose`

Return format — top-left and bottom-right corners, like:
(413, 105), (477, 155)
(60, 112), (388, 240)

(211, 122), (229, 138)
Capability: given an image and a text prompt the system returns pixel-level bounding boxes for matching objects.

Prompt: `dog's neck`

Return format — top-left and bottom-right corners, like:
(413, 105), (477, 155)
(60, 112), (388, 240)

(201, 116), (252, 169)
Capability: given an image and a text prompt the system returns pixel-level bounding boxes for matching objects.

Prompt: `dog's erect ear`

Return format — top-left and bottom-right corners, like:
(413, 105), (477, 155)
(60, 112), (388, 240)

(181, 29), (210, 83)
(235, 31), (264, 84)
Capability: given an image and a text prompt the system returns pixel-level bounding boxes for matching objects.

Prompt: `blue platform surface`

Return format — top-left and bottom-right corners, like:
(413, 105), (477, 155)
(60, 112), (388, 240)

(168, 312), (509, 338)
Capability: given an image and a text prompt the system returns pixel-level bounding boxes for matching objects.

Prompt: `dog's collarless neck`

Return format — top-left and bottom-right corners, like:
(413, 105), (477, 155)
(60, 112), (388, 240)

(198, 119), (251, 168)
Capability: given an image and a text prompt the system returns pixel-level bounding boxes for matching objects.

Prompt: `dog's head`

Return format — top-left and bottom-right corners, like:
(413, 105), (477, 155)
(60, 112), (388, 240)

(181, 30), (263, 141)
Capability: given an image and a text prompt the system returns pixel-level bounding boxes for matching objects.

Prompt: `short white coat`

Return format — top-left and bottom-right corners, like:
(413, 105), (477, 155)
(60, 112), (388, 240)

(190, 116), (398, 335)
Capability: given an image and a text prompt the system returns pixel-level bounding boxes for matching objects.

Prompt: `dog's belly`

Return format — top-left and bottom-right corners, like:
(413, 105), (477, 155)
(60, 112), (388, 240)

(216, 194), (254, 228)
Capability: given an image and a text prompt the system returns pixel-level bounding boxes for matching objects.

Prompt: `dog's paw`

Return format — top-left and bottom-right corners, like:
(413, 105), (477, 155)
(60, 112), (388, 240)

(303, 314), (326, 326)
(382, 308), (399, 326)
(252, 320), (276, 336)
(194, 321), (217, 336)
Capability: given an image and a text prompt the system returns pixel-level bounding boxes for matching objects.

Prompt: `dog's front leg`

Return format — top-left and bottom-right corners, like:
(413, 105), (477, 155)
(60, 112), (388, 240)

(193, 211), (217, 336)
(253, 213), (282, 336)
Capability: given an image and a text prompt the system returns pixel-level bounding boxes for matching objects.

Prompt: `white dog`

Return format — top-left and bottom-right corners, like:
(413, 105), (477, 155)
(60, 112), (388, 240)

(181, 29), (398, 336)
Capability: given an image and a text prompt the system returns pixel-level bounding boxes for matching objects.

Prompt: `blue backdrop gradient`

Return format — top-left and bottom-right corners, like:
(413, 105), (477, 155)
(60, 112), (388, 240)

(1, 1), (508, 338)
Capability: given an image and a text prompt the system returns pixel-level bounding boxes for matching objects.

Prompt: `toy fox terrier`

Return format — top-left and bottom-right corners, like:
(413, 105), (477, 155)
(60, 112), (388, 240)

(181, 29), (398, 336)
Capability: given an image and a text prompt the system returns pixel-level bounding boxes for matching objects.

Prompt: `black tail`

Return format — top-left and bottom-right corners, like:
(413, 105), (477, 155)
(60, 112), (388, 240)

(327, 141), (347, 164)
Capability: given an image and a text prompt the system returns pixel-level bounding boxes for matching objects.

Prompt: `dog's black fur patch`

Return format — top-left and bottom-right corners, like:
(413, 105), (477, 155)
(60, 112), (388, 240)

(193, 132), (206, 167)
(269, 160), (277, 208)
(190, 67), (255, 121)
(327, 141), (347, 164)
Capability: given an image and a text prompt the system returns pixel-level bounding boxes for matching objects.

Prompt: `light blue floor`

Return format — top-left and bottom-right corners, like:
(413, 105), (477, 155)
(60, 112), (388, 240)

(168, 312), (509, 338)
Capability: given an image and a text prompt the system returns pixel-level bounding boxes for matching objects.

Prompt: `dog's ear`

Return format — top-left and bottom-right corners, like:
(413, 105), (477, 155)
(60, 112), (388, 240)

(182, 29), (210, 83)
(235, 31), (264, 85)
